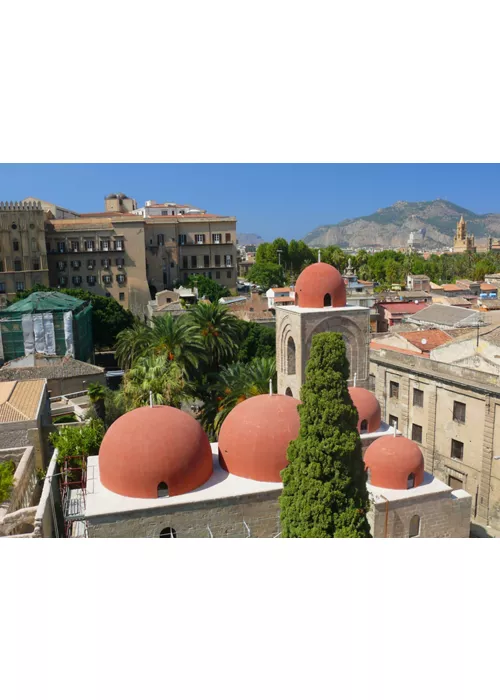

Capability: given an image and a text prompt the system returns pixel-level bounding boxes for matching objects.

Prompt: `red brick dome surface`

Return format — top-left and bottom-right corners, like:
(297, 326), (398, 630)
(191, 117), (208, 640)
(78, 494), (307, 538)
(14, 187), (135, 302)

(294, 262), (346, 308)
(348, 387), (381, 433)
(99, 405), (213, 498)
(364, 435), (424, 490)
(218, 394), (301, 482)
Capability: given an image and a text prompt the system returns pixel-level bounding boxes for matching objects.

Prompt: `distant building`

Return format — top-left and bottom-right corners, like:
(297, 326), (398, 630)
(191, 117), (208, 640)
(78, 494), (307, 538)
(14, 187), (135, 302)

(266, 287), (295, 309)
(453, 216), (476, 254)
(0, 354), (105, 397)
(376, 301), (429, 331)
(406, 274), (431, 292)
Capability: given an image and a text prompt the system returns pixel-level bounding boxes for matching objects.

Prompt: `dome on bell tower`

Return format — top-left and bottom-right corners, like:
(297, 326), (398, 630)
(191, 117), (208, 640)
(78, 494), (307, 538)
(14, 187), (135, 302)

(294, 262), (346, 308)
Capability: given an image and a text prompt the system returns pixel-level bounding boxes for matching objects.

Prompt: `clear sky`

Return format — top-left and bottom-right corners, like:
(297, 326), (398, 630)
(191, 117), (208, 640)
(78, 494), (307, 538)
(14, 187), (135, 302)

(2, 163), (500, 241)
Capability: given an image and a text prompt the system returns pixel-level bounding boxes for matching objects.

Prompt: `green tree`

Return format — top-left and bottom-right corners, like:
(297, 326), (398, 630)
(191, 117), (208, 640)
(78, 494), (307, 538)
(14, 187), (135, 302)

(280, 333), (371, 538)
(0, 460), (16, 504)
(149, 314), (203, 372)
(87, 383), (106, 422)
(247, 263), (285, 289)
(115, 321), (154, 370)
(235, 321), (276, 363)
(122, 355), (193, 410)
(187, 274), (230, 302)
(186, 302), (241, 373)
(50, 419), (105, 465)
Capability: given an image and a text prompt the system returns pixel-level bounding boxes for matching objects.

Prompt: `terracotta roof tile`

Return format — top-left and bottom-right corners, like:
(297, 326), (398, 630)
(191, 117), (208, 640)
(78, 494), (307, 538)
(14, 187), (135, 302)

(398, 329), (453, 352)
(0, 379), (45, 423)
(378, 302), (429, 314)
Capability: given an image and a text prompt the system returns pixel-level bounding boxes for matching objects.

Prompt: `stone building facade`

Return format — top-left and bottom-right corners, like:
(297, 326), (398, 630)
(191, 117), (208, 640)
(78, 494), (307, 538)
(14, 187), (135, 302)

(453, 216), (476, 254)
(0, 201), (49, 302)
(370, 345), (500, 529)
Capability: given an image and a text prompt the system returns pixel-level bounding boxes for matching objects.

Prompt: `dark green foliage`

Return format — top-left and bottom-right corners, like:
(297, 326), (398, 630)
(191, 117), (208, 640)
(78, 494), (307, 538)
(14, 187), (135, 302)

(50, 419), (105, 465)
(280, 333), (371, 538)
(235, 321), (276, 363)
(186, 274), (230, 302)
(52, 414), (79, 424)
(0, 460), (16, 503)
(11, 284), (134, 349)
(247, 263), (285, 289)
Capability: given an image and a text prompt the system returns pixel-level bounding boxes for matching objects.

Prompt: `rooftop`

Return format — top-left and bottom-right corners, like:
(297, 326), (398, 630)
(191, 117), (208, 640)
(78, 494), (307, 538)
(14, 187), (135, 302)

(397, 329), (453, 352)
(378, 302), (429, 314)
(0, 355), (104, 381)
(410, 304), (483, 327)
(1, 291), (86, 316)
(0, 379), (45, 423)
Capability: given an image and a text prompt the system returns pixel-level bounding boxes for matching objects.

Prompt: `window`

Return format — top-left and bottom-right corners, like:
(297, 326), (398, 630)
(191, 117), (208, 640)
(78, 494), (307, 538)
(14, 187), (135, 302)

(161, 210), (169, 216)
(0, 283), (5, 293)
(215, 254), (221, 267)
(158, 234), (164, 246)
(16, 281), (24, 292)
(102, 258), (111, 268)
(451, 439), (464, 461)
(100, 240), (110, 251)
(119, 292), (125, 301)
(57, 261), (66, 271)
(157, 482), (169, 497)
(204, 255), (210, 268)
(87, 260), (96, 270)
(116, 258), (125, 268)
(180, 210), (185, 215)
(411, 423), (423, 443)
(389, 381), (399, 399)
(227, 270), (231, 279)
(59, 276), (67, 286)
(71, 241), (80, 252)
(117, 274), (126, 284)
(87, 275), (96, 286)
(449, 474), (464, 490)
(103, 275), (112, 284)
(14, 259), (22, 271)
(216, 271), (221, 279)
(195, 234), (205, 244)
(58, 241), (66, 253)
(160, 527), (177, 538)
(409, 514), (420, 537)
(179, 234), (187, 245)
(72, 276), (82, 285)
(208, 271), (212, 279)
(191, 256), (197, 268)
(182, 256), (188, 269)
(225, 232), (231, 243)
(407, 472), (415, 489)
(287, 337), (296, 375)
(213, 233), (221, 244)
(225, 254), (233, 267)
(453, 401), (466, 423)
(31, 238), (38, 251)
(388, 415), (398, 430)
(360, 419), (368, 433)
(13, 240), (19, 251)
(114, 239), (124, 251)
(32, 258), (40, 270)
(84, 240), (94, 252)
(324, 293), (332, 306)
(11, 223), (17, 230)
(71, 260), (81, 269)
(0, 262), (3, 273)
(413, 388), (424, 408)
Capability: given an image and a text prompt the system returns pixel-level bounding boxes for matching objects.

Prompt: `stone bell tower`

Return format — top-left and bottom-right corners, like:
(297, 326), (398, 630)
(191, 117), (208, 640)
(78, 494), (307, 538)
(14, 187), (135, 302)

(275, 257), (370, 398)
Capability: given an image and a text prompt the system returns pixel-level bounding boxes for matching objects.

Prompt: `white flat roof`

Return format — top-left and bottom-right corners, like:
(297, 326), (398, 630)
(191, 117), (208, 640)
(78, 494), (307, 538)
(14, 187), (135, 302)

(368, 470), (452, 504)
(279, 304), (368, 314)
(84, 444), (282, 519)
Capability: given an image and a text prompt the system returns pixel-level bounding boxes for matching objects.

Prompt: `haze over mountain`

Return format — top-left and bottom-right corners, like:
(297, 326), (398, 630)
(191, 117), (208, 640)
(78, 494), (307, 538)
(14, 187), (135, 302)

(236, 233), (265, 246)
(302, 199), (500, 249)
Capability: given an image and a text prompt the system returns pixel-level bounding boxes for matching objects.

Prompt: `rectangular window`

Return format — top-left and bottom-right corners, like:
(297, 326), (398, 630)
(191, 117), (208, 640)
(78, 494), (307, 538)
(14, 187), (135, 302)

(227, 270), (231, 279)
(225, 233), (231, 243)
(215, 254), (221, 267)
(103, 275), (112, 284)
(119, 292), (125, 301)
(84, 240), (94, 252)
(413, 388), (424, 408)
(195, 234), (205, 244)
(204, 255), (210, 268)
(161, 210), (169, 216)
(72, 276), (82, 285)
(59, 277), (67, 286)
(16, 281), (24, 292)
(158, 234), (164, 246)
(191, 256), (197, 268)
(451, 439), (464, 460)
(213, 233), (221, 244)
(225, 254), (232, 267)
(179, 234), (187, 245)
(453, 401), (466, 423)
(58, 242), (66, 253)
(87, 260), (96, 270)
(449, 474), (464, 490)
(114, 239), (124, 251)
(14, 260), (22, 271)
(389, 381), (399, 399)
(32, 259), (40, 270)
(116, 258), (125, 268)
(117, 274), (126, 284)
(0, 262), (4, 272)
(388, 415), (398, 430)
(102, 258), (111, 268)
(216, 271), (221, 279)
(13, 240), (20, 252)
(71, 241), (80, 252)
(100, 240), (110, 251)
(182, 256), (188, 269)
(71, 260), (81, 269)
(0, 283), (5, 293)
(411, 424), (423, 443)
(87, 275), (96, 286)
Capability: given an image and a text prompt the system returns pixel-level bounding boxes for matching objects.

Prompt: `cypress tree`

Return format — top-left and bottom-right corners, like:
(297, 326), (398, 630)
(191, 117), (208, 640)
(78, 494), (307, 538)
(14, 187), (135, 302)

(280, 332), (371, 537)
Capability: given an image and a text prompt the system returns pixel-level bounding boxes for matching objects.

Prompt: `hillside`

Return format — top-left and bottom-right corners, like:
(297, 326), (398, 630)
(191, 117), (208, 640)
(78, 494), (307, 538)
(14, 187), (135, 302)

(303, 199), (500, 249)
(237, 233), (265, 246)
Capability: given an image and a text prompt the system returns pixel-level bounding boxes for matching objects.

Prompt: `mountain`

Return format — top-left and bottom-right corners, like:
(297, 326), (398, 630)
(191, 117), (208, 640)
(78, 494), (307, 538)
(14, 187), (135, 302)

(237, 233), (265, 246)
(302, 199), (500, 250)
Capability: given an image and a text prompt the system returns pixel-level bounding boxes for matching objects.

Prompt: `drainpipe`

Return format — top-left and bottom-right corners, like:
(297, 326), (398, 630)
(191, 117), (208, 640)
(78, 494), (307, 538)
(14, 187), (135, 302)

(380, 495), (389, 538)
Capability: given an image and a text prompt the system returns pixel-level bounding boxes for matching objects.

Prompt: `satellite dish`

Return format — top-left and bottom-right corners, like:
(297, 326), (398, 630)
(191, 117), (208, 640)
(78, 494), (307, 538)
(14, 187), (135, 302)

(421, 338), (427, 345)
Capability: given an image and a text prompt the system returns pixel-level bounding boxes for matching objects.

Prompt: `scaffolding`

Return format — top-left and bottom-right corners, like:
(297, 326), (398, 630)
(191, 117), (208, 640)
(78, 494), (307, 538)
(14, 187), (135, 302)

(59, 455), (88, 538)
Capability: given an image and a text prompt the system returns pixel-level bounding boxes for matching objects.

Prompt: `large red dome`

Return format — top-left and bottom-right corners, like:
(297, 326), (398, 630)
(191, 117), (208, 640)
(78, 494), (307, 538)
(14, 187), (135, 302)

(294, 262), (346, 308)
(349, 387), (381, 433)
(364, 435), (424, 490)
(218, 394), (301, 482)
(99, 405), (213, 498)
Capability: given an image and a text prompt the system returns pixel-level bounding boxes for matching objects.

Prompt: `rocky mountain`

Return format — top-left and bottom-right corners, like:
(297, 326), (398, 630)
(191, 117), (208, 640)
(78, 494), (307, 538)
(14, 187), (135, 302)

(303, 199), (500, 250)
(237, 233), (265, 246)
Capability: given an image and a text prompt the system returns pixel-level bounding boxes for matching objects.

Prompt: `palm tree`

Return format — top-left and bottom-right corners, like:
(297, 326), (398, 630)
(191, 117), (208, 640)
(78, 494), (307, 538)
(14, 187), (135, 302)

(122, 355), (194, 410)
(87, 382), (106, 422)
(149, 314), (203, 373)
(115, 321), (153, 370)
(200, 356), (276, 438)
(186, 302), (241, 372)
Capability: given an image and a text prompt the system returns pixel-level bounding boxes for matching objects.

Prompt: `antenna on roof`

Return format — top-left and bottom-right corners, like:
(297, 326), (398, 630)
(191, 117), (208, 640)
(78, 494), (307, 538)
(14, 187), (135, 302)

(269, 378), (273, 396)
(353, 372), (357, 387)
(149, 391), (153, 408)
(318, 250), (321, 263)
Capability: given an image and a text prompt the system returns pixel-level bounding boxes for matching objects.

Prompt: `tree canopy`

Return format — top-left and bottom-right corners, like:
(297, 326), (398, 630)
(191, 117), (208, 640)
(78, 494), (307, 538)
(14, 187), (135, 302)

(280, 332), (371, 538)
(247, 262), (285, 289)
(185, 274), (230, 302)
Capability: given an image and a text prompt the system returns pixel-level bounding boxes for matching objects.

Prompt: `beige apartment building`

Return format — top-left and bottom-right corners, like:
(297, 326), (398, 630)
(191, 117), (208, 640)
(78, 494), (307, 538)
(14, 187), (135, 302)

(370, 345), (500, 529)
(0, 201), (49, 301)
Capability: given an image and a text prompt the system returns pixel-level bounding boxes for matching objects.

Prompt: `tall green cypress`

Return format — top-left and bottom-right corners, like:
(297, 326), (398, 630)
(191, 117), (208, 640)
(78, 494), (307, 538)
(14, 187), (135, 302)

(280, 332), (371, 537)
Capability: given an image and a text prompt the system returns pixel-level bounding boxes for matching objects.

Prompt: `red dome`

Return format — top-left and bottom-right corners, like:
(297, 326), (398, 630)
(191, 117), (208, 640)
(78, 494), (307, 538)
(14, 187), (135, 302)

(218, 394), (301, 482)
(364, 435), (424, 490)
(294, 262), (346, 308)
(99, 406), (213, 498)
(349, 387), (381, 433)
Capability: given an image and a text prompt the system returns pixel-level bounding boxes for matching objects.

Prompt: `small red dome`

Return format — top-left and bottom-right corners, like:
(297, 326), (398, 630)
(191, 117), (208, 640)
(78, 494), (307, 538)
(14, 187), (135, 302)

(99, 406), (213, 498)
(218, 394), (301, 482)
(364, 435), (424, 490)
(349, 387), (381, 433)
(294, 262), (346, 308)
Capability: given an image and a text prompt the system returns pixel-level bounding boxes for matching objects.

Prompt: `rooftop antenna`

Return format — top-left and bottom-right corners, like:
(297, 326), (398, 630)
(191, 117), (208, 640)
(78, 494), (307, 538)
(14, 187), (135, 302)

(353, 372), (357, 387)
(149, 391), (153, 407)
(269, 378), (273, 396)
(318, 250), (321, 263)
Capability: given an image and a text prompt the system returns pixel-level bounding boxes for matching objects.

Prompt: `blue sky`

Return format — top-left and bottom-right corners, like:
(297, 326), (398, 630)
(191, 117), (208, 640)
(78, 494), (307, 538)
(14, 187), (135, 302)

(2, 163), (500, 241)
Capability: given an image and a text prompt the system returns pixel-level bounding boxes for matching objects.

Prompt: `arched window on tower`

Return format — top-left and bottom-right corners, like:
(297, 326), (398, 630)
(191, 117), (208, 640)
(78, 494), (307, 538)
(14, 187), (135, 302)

(157, 482), (169, 497)
(360, 419), (368, 433)
(407, 473), (415, 489)
(324, 293), (332, 307)
(409, 514), (420, 538)
(287, 337), (296, 375)
(160, 527), (177, 538)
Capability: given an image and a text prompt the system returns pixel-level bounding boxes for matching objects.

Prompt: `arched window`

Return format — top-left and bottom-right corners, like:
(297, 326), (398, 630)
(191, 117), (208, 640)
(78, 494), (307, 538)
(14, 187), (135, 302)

(409, 514), (420, 538)
(157, 482), (169, 497)
(287, 337), (296, 375)
(407, 473), (415, 489)
(324, 293), (332, 307)
(360, 419), (368, 433)
(160, 527), (177, 538)
(294, 292), (299, 305)
(285, 387), (293, 397)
